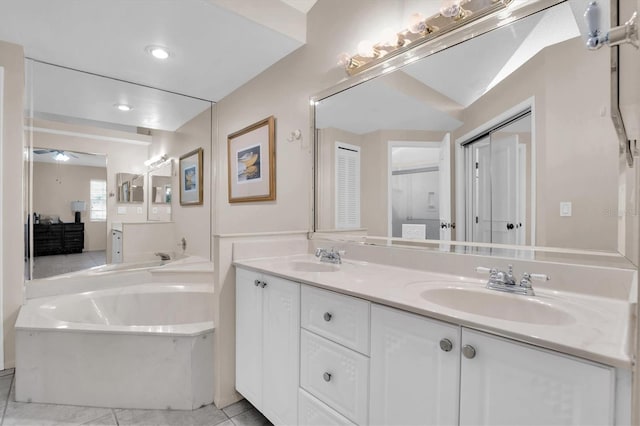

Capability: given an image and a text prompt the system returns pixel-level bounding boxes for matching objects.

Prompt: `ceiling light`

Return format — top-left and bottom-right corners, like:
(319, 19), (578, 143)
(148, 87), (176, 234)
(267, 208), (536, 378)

(54, 152), (70, 162)
(145, 45), (171, 60)
(115, 103), (133, 112)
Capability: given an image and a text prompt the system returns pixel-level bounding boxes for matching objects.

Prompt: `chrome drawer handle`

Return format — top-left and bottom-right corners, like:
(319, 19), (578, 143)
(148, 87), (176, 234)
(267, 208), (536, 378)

(439, 338), (453, 352)
(323, 372), (332, 382)
(462, 344), (476, 359)
(323, 312), (333, 322)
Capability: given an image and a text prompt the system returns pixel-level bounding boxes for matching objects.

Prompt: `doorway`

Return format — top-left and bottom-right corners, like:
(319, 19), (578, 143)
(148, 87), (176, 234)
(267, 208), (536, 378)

(388, 136), (451, 240)
(464, 112), (531, 245)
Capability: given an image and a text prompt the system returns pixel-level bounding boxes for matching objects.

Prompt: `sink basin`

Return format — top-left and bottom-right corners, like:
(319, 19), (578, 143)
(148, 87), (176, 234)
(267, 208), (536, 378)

(420, 287), (575, 325)
(287, 261), (339, 273)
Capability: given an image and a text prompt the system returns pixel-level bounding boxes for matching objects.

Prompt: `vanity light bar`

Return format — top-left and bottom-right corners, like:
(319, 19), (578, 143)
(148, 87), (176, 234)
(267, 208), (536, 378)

(343, 0), (513, 76)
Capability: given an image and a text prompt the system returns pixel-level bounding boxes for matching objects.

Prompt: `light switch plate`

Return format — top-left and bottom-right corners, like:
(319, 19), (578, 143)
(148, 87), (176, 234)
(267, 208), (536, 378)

(560, 202), (572, 217)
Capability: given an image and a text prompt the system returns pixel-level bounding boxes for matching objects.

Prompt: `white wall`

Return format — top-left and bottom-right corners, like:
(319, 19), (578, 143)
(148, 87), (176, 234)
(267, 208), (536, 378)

(0, 40), (24, 369)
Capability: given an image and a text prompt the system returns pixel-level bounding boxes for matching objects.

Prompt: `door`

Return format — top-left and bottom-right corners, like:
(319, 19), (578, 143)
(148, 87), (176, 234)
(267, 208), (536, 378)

(262, 275), (300, 425)
(470, 138), (492, 243)
(370, 305), (459, 426)
(459, 328), (615, 425)
(439, 134), (452, 240)
(235, 267), (264, 408)
(490, 134), (518, 244)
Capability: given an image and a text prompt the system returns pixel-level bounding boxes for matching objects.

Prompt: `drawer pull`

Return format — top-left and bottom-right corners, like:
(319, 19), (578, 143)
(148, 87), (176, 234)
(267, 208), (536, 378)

(462, 344), (476, 359)
(323, 312), (333, 322)
(260, 281), (268, 288)
(439, 338), (453, 352)
(254, 280), (261, 287)
(323, 372), (332, 382)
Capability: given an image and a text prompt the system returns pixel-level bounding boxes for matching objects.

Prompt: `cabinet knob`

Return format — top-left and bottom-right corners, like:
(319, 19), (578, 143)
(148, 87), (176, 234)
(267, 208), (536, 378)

(260, 281), (268, 288)
(323, 372), (332, 382)
(323, 312), (333, 322)
(462, 344), (476, 359)
(254, 280), (260, 287)
(439, 338), (453, 352)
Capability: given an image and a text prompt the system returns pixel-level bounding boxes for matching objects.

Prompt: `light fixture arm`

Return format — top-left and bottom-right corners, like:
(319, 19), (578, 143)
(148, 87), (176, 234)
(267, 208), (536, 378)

(585, 2), (638, 50)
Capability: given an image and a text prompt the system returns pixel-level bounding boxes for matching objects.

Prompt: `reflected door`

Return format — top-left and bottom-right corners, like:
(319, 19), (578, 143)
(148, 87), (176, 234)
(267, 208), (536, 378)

(439, 134), (452, 241)
(466, 113), (530, 245)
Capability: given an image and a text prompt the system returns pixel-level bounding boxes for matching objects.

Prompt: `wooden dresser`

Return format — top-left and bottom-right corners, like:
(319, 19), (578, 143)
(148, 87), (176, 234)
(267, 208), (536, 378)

(33, 223), (84, 256)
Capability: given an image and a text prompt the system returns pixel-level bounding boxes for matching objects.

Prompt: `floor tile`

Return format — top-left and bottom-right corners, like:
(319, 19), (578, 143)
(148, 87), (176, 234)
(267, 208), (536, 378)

(222, 399), (253, 418)
(3, 401), (112, 426)
(115, 404), (228, 426)
(80, 411), (118, 425)
(229, 408), (272, 426)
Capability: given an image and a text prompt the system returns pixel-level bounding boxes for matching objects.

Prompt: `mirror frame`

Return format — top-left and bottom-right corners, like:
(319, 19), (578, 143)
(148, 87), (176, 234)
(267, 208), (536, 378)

(310, 0), (636, 267)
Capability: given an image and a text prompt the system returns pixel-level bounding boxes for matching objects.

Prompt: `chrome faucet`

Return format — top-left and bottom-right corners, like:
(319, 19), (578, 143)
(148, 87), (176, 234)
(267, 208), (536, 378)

(154, 252), (171, 261)
(476, 265), (549, 296)
(315, 247), (343, 264)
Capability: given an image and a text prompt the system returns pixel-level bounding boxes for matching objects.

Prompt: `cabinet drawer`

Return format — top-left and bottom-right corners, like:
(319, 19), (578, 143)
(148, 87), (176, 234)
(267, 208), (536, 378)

(300, 330), (369, 425)
(301, 285), (370, 354)
(299, 388), (356, 426)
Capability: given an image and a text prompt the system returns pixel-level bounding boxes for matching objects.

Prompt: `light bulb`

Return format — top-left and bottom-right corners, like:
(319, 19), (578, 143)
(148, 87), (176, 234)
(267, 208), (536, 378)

(357, 40), (376, 58)
(54, 153), (69, 162)
(380, 28), (399, 47)
(337, 52), (352, 67)
(408, 12), (426, 34)
(440, 0), (463, 18)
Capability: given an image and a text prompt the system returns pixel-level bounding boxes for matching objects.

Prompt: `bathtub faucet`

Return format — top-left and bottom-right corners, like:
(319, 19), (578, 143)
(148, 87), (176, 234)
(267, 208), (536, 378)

(154, 252), (171, 261)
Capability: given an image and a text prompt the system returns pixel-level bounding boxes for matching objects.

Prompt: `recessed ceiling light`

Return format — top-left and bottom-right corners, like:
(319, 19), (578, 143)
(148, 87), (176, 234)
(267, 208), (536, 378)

(145, 45), (171, 60)
(115, 103), (133, 112)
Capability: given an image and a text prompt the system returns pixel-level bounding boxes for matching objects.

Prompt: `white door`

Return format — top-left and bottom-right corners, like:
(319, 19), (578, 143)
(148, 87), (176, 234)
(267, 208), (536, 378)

(370, 305), (459, 426)
(470, 138), (492, 243)
(235, 267), (264, 409)
(490, 134), (518, 245)
(439, 134), (452, 240)
(262, 275), (300, 425)
(459, 328), (615, 426)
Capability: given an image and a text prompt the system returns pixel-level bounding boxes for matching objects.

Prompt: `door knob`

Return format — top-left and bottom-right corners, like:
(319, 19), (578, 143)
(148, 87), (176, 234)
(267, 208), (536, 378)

(439, 338), (453, 352)
(323, 372), (332, 382)
(462, 344), (476, 359)
(323, 312), (333, 322)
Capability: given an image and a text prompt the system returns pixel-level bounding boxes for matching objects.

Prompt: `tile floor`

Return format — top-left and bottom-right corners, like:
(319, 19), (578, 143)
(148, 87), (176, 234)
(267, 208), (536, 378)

(31, 250), (106, 279)
(0, 369), (271, 426)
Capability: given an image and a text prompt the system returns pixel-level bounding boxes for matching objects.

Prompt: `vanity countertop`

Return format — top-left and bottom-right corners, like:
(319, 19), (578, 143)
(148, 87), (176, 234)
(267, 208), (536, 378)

(234, 254), (634, 369)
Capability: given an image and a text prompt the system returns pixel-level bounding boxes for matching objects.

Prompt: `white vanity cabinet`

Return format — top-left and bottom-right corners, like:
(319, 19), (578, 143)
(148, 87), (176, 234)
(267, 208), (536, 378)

(300, 285), (371, 425)
(235, 267), (300, 426)
(369, 305), (460, 426)
(370, 304), (617, 426)
(459, 328), (615, 426)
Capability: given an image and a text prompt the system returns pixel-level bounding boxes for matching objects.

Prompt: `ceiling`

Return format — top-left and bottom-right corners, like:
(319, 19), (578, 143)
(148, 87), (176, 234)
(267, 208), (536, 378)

(0, 0), (319, 131)
(316, 2), (582, 135)
(32, 149), (107, 168)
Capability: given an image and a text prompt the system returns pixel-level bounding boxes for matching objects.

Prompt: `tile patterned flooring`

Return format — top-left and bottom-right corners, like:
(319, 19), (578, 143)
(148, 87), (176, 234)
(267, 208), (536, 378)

(0, 370), (271, 426)
(31, 251), (106, 279)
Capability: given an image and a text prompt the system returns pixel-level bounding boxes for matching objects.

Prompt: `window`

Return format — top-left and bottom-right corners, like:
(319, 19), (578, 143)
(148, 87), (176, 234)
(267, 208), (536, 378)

(90, 179), (107, 221)
(335, 142), (360, 229)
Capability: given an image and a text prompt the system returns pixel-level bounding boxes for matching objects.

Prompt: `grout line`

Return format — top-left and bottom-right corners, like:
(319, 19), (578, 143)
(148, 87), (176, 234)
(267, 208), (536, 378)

(111, 408), (119, 426)
(1, 374), (15, 426)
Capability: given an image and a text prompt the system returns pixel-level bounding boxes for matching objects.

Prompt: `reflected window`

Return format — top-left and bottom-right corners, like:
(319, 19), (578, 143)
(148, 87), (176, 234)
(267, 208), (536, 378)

(90, 179), (107, 222)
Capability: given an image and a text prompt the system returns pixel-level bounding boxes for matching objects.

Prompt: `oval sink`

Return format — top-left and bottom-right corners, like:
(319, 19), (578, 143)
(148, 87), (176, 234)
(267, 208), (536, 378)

(287, 261), (339, 273)
(420, 287), (575, 325)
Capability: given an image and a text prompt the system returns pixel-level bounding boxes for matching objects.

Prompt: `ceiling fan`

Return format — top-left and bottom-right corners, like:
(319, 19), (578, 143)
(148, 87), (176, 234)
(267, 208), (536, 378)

(32, 149), (79, 162)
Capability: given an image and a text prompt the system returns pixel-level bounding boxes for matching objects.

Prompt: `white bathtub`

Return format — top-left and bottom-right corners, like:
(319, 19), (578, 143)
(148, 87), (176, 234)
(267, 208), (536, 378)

(15, 283), (215, 410)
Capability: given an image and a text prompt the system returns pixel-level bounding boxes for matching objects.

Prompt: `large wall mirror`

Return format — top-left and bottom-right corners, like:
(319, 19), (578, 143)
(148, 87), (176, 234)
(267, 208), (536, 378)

(314, 0), (634, 264)
(25, 60), (213, 279)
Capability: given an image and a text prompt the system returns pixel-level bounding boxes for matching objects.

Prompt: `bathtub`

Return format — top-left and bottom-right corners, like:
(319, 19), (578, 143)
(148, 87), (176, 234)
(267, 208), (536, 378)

(15, 283), (215, 410)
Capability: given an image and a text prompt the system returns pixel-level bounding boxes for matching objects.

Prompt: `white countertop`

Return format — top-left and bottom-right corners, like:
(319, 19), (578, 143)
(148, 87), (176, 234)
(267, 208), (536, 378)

(234, 254), (634, 369)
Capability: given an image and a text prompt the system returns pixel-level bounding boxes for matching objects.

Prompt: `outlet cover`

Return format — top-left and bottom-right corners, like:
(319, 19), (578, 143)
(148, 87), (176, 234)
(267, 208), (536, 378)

(560, 202), (572, 217)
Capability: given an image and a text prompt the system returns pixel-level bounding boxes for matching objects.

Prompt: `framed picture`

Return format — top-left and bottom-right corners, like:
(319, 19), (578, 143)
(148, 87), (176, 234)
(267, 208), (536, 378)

(179, 148), (203, 206)
(227, 116), (275, 203)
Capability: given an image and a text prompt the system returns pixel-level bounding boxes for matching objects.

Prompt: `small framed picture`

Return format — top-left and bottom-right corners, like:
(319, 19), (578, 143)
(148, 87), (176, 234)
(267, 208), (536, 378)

(227, 116), (275, 203)
(179, 148), (203, 206)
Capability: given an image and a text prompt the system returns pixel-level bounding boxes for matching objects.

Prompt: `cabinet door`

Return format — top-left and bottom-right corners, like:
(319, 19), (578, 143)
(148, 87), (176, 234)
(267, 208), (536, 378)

(460, 328), (615, 426)
(235, 268), (264, 409)
(370, 305), (459, 426)
(262, 274), (300, 426)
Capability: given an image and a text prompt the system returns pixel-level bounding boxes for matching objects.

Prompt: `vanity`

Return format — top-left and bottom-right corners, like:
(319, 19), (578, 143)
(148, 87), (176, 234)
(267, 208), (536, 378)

(234, 245), (634, 425)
